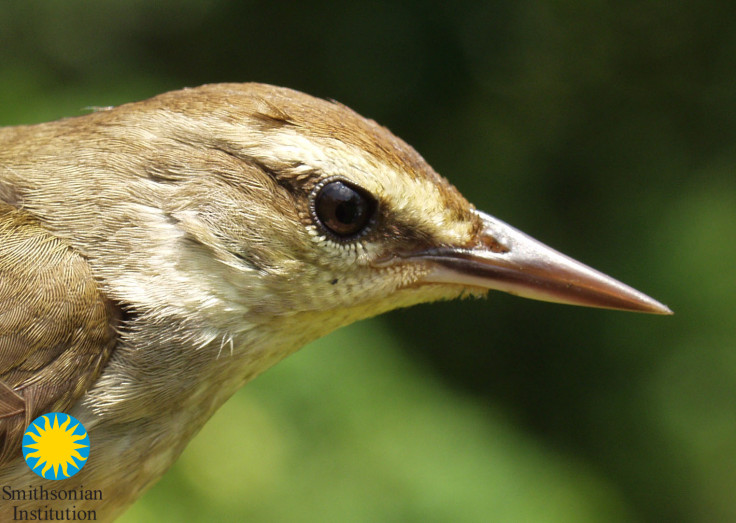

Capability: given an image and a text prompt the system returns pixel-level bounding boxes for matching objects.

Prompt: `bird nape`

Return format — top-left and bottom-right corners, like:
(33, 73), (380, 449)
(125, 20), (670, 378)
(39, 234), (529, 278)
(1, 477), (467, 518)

(0, 83), (671, 521)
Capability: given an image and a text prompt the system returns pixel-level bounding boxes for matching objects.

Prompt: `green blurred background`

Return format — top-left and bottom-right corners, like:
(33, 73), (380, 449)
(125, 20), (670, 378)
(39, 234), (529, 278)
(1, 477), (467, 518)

(2, 1), (734, 521)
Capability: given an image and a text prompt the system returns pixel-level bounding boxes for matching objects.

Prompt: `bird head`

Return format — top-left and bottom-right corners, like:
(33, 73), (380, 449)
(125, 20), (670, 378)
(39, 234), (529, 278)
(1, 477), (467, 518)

(82, 82), (669, 348)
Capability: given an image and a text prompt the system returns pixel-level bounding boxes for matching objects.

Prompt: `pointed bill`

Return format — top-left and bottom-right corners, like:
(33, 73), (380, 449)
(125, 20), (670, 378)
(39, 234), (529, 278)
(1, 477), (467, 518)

(415, 211), (672, 314)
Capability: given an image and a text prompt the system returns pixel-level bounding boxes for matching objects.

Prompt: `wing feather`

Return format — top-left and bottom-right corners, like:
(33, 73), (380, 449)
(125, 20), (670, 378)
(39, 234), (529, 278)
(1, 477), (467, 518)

(0, 202), (118, 464)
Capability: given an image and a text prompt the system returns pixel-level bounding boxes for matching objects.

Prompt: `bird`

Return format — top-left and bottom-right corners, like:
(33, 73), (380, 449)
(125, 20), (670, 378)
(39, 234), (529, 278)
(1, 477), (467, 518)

(0, 83), (671, 521)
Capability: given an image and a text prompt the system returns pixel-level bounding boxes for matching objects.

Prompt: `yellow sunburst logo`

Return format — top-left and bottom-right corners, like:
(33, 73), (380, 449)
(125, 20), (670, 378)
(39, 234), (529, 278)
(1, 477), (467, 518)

(22, 413), (90, 480)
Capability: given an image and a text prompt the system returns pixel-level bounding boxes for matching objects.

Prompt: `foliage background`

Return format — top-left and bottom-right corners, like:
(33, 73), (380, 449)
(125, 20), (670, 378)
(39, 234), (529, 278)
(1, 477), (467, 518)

(2, 2), (734, 521)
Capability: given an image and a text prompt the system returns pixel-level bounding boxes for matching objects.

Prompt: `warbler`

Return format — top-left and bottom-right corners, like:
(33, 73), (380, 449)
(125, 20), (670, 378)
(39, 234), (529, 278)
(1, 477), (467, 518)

(0, 83), (671, 521)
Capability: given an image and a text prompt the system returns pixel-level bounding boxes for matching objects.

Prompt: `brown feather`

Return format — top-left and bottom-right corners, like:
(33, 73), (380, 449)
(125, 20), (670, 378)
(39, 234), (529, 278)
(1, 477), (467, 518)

(0, 203), (118, 464)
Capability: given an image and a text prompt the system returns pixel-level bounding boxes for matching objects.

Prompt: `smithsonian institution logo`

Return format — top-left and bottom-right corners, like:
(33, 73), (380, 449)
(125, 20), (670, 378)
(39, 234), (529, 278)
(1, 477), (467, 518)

(22, 413), (90, 480)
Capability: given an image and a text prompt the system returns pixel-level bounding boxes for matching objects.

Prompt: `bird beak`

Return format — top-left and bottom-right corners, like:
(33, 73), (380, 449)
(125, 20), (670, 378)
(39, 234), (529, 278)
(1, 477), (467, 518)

(411, 210), (672, 314)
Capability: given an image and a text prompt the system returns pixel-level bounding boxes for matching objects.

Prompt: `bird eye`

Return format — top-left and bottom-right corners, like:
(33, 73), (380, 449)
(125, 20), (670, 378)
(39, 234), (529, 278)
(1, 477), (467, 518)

(313, 179), (377, 239)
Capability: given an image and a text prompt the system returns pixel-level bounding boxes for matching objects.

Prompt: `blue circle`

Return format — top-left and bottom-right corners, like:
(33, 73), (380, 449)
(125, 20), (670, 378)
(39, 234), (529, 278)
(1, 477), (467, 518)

(22, 412), (90, 480)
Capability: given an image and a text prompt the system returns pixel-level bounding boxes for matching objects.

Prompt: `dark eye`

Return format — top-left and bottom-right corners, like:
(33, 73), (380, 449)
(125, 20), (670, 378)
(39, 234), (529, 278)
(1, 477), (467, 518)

(313, 180), (377, 239)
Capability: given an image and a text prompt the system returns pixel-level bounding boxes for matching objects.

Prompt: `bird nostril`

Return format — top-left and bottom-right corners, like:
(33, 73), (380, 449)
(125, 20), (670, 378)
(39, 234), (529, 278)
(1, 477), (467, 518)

(478, 233), (510, 254)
